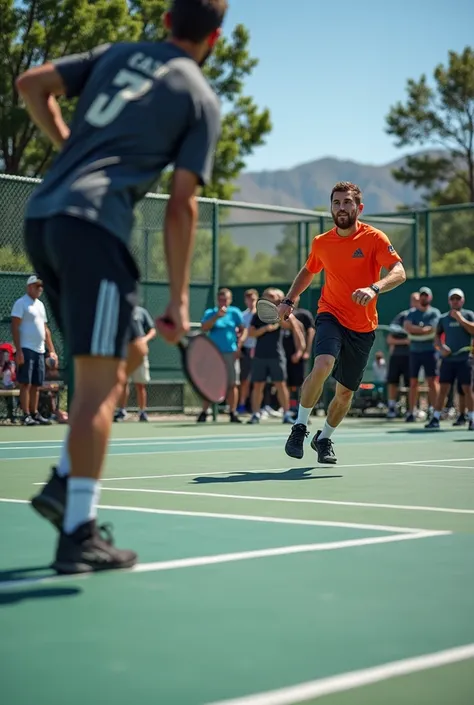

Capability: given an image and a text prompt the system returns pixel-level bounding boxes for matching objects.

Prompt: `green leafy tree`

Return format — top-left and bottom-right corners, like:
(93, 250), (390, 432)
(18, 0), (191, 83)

(385, 47), (474, 204)
(431, 247), (474, 275)
(0, 0), (271, 200)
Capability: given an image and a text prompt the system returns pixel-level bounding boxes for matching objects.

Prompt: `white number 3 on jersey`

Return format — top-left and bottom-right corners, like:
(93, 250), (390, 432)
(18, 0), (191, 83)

(85, 69), (153, 127)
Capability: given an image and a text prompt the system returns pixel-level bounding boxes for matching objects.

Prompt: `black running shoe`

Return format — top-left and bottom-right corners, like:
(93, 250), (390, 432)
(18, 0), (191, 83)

(285, 423), (309, 459)
(453, 413), (466, 427)
(425, 417), (440, 429)
(52, 520), (138, 574)
(310, 431), (337, 464)
(31, 467), (67, 529)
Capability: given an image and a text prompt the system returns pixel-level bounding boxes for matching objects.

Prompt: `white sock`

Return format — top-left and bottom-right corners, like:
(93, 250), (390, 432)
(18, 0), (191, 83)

(469, 411), (474, 422)
(295, 404), (312, 426)
(388, 400), (396, 409)
(433, 410), (441, 420)
(319, 420), (336, 440)
(63, 477), (101, 535)
(56, 429), (70, 477)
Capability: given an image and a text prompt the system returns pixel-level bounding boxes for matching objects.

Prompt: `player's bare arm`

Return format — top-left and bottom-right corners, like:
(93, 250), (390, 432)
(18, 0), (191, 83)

(352, 262), (406, 306)
(450, 309), (474, 335)
(403, 320), (435, 336)
(278, 266), (314, 319)
(16, 64), (70, 149)
(157, 169), (200, 344)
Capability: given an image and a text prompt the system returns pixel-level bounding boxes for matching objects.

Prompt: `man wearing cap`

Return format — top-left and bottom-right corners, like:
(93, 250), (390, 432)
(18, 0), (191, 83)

(425, 288), (474, 430)
(11, 275), (58, 425)
(403, 286), (441, 421)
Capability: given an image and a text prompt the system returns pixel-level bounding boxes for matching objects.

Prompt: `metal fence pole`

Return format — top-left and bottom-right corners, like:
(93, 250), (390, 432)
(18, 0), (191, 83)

(413, 213), (419, 278)
(424, 211), (432, 276)
(211, 200), (219, 422)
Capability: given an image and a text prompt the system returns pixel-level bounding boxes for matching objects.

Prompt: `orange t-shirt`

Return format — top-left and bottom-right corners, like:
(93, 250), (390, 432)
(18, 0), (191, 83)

(305, 222), (402, 333)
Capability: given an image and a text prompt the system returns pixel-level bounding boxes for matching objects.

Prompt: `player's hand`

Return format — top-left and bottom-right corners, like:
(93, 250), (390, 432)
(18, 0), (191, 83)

(156, 301), (190, 345)
(216, 306), (227, 318)
(352, 287), (377, 306)
(266, 323), (280, 333)
(291, 351), (303, 363)
(49, 351), (58, 364)
(440, 344), (451, 358)
(277, 303), (293, 321)
(450, 309), (462, 322)
(15, 350), (24, 367)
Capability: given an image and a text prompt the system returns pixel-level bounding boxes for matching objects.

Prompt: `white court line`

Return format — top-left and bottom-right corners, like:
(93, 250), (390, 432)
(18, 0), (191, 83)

(28, 456), (474, 484)
(101, 486), (474, 516)
(207, 643), (474, 705)
(399, 463), (474, 470)
(0, 497), (426, 534)
(0, 530), (445, 592)
(0, 429), (388, 446)
(402, 458), (474, 464)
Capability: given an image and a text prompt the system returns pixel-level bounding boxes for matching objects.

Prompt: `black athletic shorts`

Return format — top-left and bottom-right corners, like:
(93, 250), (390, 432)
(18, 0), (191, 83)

(387, 355), (410, 385)
(24, 215), (140, 360)
(313, 312), (375, 392)
(439, 359), (472, 387)
(409, 350), (437, 379)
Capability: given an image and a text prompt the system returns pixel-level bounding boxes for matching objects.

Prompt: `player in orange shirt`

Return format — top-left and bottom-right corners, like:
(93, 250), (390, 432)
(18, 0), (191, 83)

(279, 181), (406, 463)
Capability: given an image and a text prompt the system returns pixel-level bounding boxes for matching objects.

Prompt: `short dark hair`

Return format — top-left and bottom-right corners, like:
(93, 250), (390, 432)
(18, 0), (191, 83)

(330, 181), (362, 206)
(170, 0), (227, 43)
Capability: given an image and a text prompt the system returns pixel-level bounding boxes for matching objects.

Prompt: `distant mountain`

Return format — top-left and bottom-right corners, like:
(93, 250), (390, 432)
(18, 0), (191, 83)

(231, 154), (428, 218)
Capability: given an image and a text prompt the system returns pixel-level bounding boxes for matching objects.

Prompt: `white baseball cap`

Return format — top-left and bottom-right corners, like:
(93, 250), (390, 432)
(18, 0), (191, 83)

(448, 288), (464, 299)
(26, 275), (42, 286)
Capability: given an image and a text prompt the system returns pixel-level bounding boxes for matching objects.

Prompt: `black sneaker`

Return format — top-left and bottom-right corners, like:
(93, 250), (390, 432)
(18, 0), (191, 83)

(52, 520), (138, 574)
(405, 413), (416, 423)
(469, 420), (474, 431)
(310, 431), (337, 464)
(229, 412), (242, 423)
(453, 413), (466, 427)
(425, 417), (440, 429)
(30, 467), (67, 530)
(285, 423), (309, 459)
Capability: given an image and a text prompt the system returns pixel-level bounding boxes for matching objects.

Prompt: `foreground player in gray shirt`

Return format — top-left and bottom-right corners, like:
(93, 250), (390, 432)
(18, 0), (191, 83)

(19, 0), (227, 574)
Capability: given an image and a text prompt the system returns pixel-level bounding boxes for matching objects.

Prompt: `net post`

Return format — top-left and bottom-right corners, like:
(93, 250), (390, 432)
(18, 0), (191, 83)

(211, 200), (219, 422)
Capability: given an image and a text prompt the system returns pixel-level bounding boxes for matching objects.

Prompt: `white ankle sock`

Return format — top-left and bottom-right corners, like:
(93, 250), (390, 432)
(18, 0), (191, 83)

(319, 420), (336, 440)
(63, 478), (101, 535)
(295, 404), (312, 426)
(56, 429), (70, 477)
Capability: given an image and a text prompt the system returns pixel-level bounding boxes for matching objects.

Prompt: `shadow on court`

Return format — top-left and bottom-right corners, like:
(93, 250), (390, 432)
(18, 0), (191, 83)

(386, 428), (448, 434)
(0, 585), (81, 606)
(192, 467), (342, 484)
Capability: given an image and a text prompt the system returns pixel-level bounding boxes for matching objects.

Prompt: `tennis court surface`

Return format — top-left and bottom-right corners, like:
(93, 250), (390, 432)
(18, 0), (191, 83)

(1, 418), (473, 705)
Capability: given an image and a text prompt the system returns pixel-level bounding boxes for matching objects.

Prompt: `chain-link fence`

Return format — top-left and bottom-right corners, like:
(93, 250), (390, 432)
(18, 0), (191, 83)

(1, 172), (472, 416)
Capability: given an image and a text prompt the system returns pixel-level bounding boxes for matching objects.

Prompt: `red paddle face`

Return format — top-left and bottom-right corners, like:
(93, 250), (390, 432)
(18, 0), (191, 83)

(186, 336), (228, 403)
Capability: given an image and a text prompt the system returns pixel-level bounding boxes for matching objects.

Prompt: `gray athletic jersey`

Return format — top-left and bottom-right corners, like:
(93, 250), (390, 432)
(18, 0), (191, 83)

(26, 42), (221, 246)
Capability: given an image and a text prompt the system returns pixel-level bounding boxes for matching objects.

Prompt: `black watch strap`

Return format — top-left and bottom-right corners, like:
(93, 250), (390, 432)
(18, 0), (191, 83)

(282, 297), (294, 306)
(370, 285), (380, 295)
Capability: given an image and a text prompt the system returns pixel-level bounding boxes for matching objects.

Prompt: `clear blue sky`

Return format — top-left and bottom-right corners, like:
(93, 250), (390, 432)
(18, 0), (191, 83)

(222, 0), (473, 172)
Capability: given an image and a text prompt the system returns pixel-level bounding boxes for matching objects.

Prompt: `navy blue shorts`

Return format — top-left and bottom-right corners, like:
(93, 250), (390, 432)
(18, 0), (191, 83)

(439, 359), (472, 387)
(409, 350), (437, 379)
(314, 313), (375, 392)
(17, 347), (45, 386)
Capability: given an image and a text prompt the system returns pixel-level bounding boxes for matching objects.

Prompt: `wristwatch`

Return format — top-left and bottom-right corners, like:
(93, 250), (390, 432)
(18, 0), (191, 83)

(282, 297), (294, 306)
(370, 284), (380, 295)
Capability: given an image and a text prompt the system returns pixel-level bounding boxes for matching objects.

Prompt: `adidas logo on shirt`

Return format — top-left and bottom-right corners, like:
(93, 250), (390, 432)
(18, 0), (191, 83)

(352, 248), (364, 258)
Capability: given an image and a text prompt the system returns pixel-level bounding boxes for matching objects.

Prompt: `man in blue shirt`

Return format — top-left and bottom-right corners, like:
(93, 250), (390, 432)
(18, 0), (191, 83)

(198, 287), (245, 422)
(404, 286), (441, 421)
(425, 288), (474, 430)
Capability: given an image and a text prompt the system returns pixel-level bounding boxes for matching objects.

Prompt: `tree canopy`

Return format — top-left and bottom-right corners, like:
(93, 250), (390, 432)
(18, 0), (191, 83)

(385, 46), (474, 205)
(0, 0), (271, 199)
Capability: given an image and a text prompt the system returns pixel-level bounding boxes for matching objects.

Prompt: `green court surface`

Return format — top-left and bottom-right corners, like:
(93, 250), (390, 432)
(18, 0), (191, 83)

(1, 418), (473, 704)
